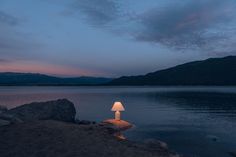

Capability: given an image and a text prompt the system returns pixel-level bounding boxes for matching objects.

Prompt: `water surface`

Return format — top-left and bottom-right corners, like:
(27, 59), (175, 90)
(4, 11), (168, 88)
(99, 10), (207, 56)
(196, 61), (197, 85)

(1, 86), (236, 157)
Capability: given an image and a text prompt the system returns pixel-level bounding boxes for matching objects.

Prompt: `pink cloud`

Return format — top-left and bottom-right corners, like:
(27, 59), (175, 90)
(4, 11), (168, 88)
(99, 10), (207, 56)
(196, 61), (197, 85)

(0, 61), (106, 77)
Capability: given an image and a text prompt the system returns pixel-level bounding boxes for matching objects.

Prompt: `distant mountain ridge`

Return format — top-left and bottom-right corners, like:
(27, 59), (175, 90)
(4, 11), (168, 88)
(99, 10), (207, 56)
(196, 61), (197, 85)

(1, 56), (236, 86)
(0, 72), (112, 86)
(108, 56), (236, 86)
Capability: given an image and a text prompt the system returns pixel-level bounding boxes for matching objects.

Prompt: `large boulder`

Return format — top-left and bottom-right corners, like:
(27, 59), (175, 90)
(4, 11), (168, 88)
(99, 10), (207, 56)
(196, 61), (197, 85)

(6, 99), (76, 122)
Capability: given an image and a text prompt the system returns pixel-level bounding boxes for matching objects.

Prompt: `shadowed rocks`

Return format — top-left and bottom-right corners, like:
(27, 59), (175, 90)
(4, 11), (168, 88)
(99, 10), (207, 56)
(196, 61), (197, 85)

(0, 120), (180, 157)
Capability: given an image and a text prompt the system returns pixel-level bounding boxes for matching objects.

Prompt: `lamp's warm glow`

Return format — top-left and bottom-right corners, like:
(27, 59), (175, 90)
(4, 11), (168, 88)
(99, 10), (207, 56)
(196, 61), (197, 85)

(111, 102), (125, 120)
(111, 102), (125, 111)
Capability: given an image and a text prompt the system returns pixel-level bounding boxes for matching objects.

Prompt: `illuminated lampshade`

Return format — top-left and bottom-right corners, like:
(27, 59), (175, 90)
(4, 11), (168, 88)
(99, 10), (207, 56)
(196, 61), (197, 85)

(111, 102), (125, 120)
(111, 102), (125, 111)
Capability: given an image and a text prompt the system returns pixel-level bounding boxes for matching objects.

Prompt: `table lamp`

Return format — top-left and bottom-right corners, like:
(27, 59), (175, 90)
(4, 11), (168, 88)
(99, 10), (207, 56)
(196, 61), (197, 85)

(111, 102), (125, 121)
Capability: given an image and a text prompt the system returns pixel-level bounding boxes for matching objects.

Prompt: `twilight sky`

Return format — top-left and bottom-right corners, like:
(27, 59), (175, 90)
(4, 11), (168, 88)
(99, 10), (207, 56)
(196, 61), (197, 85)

(0, 0), (236, 77)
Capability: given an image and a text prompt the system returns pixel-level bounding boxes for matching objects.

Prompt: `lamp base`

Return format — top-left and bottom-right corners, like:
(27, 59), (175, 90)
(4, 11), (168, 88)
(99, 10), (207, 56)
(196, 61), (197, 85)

(115, 111), (121, 120)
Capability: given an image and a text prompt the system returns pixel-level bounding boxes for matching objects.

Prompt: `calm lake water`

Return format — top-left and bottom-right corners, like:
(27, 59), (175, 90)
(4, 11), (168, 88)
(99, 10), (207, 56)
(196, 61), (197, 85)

(1, 86), (236, 157)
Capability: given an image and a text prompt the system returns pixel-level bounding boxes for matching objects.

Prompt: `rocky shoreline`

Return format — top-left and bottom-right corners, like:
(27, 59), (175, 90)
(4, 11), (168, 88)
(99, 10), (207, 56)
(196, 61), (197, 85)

(0, 99), (181, 157)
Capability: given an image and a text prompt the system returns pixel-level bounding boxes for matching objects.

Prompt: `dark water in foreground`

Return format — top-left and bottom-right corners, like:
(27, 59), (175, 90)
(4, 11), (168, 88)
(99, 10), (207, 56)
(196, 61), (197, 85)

(1, 86), (236, 157)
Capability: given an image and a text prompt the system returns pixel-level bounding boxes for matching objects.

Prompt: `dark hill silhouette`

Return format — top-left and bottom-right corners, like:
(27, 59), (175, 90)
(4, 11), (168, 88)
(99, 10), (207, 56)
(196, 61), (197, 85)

(0, 72), (112, 86)
(108, 56), (236, 86)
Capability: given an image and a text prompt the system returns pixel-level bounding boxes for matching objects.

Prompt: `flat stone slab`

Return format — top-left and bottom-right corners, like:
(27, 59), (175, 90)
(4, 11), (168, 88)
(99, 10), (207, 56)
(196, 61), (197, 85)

(102, 119), (133, 131)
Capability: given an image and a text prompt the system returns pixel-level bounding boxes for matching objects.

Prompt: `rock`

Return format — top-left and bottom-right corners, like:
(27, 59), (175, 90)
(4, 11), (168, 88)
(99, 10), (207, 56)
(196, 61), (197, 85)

(0, 105), (7, 113)
(144, 139), (168, 150)
(100, 119), (133, 140)
(0, 119), (10, 126)
(206, 135), (219, 142)
(229, 152), (236, 157)
(99, 124), (117, 134)
(102, 119), (133, 131)
(75, 120), (96, 125)
(0, 113), (23, 123)
(6, 99), (76, 122)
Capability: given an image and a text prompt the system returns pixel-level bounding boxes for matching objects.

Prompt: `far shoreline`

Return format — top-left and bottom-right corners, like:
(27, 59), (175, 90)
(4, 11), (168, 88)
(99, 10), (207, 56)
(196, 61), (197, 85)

(0, 85), (236, 87)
